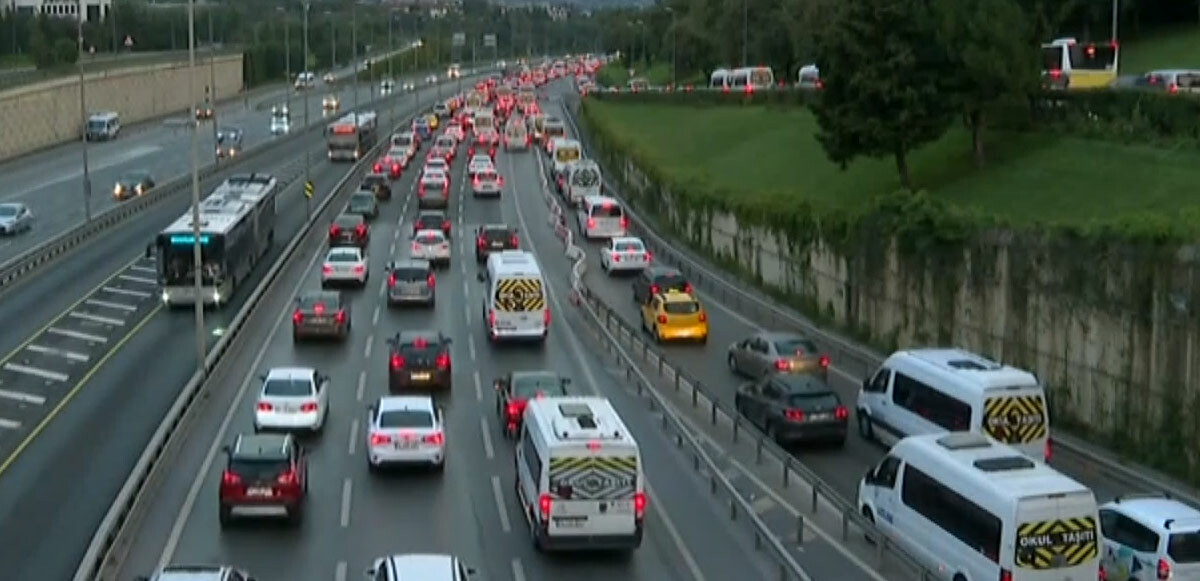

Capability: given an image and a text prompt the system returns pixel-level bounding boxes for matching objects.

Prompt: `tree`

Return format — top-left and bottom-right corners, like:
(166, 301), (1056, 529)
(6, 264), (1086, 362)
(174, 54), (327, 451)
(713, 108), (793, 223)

(810, 0), (954, 191)
(932, 0), (1038, 166)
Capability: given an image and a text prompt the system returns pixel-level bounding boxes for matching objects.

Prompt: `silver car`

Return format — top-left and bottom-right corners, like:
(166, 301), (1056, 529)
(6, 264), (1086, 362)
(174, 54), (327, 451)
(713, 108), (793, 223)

(727, 331), (830, 380)
(0, 202), (33, 235)
(386, 259), (436, 307)
(134, 565), (259, 581)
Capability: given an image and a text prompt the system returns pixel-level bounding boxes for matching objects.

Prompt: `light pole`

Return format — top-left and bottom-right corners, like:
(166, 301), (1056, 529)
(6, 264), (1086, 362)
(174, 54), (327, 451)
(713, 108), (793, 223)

(741, 0), (748, 67)
(325, 11), (335, 69)
(208, 6), (217, 161)
(76, 0), (92, 222)
(278, 6), (291, 121)
(186, 0), (207, 371)
(110, 0), (117, 54)
(352, 0), (359, 114)
(1110, 0), (1118, 42)
(666, 7), (676, 87)
(388, 10), (396, 124)
(302, 1), (311, 217)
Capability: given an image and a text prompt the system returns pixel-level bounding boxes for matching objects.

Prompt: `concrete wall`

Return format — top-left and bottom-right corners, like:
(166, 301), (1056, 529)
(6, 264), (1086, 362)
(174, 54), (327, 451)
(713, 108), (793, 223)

(0, 53), (244, 161)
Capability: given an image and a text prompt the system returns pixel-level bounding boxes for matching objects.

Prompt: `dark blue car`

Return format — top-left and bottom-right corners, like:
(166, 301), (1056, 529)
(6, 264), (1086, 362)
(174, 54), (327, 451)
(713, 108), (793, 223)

(413, 117), (432, 140)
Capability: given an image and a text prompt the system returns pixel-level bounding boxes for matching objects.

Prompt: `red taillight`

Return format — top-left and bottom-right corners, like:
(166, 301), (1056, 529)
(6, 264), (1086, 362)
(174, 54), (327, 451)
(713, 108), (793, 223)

(834, 405), (848, 420)
(815, 80), (824, 89)
(488, 309), (497, 327)
(442, 220), (451, 232)
(221, 470), (241, 486)
(633, 491), (646, 519)
(418, 185), (426, 196)
(355, 224), (367, 237)
(391, 163), (400, 172)
(422, 432), (444, 445)
(543, 308), (551, 326)
(683, 283), (693, 293)
(390, 354), (405, 369)
(257, 402), (273, 412)
(1169, 83), (1180, 94)
(650, 284), (660, 295)
(412, 242), (421, 253)
(292, 310), (303, 324)
(477, 236), (487, 248)
(620, 217), (629, 229)
(586, 218), (596, 229)
(785, 409), (804, 422)
(1049, 69), (1062, 79)
(698, 312), (707, 322)
(300, 402), (319, 412)
(819, 355), (830, 368)
(373, 163), (382, 172)
(612, 254), (621, 263)
(1000, 569), (1013, 581)
(352, 265), (365, 274)
(369, 433), (392, 446)
(334, 309), (346, 324)
(329, 225), (340, 237)
(435, 353), (450, 369)
(322, 264), (333, 275)
(645, 252), (652, 261)
(506, 402), (521, 418)
(427, 274), (436, 288)
(1044, 438), (1053, 462)
(388, 273), (396, 287)
(775, 359), (790, 371)
(1098, 565), (1108, 581)
(538, 493), (552, 519)
(510, 235), (519, 248)
(473, 177), (480, 187)
(656, 314), (667, 324)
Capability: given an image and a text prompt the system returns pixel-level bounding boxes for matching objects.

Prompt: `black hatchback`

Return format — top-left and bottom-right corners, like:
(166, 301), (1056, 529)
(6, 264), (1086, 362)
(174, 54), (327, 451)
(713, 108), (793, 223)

(475, 224), (519, 262)
(386, 331), (453, 392)
(733, 373), (847, 446)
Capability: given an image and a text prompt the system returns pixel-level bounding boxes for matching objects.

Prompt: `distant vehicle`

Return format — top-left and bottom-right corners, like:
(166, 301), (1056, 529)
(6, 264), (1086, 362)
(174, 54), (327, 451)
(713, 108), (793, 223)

(361, 172), (391, 200)
(321, 246), (368, 288)
(327, 111), (378, 162)
(291, 291), (351, 341)
(1041, 37), (1118, 90)
(85, 111), (120, 141)
(417, 170), (450, 209)
(796, 64), (822, 90)
(0, 202), (33, 235)
(474, 224), (519, 263)
(386, 259), (436, 308)
(253, 367), (330, 433)
(734, 372), (848, 446)
(471, 168), (503, 198)
(323, 72), (336, 84)
(294, 71), (316, 89)
(270, 106), (290, 135)
(134, 565), (260, 581)
(412, 210), (451, 238)
(215, 127), (243, 158)
(380, 78), (395, 94)
(195, 98), (214, 120)
(492, 370), (570, 437)
(727, 331), (830, 379)
(322, 94), (340, 111)
(411, 229), (451, 265)
(346, 190), (379, 220)
(218, 433), (307, 527)
(710, 66), (774, 92)
(599, 236), (650, 274)
(447, 63), (462, 79)
(113, 170), (155, 201)
(386, 331), (453, 391)
(366, 397), (447, 473)
(328, 213), (369, 249)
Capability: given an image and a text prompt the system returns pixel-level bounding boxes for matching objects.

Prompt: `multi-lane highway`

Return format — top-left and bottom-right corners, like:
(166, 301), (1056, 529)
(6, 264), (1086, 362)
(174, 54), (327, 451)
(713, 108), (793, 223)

(0, 70), (469, 581)
(113, 98), (784, 581)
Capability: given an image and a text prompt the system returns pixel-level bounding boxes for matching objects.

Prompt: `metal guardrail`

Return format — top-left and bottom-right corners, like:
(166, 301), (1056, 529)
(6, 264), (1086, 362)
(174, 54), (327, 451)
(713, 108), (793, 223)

(71, 72), (491, 581)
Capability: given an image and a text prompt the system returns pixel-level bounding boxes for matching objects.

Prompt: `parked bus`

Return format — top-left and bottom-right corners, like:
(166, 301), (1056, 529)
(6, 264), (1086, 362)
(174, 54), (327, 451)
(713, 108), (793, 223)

(327, 112), (378, 162)
(1041, 37), (1118, 90)
(155, 174), (278, 307)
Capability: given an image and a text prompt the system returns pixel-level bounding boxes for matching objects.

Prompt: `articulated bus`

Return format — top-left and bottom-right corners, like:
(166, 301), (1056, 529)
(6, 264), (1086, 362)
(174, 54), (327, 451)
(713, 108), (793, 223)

(1041, 37), (1119, 90)
(710, 67), (775, 92)
(327, 111), (378, 162)
(155, 174), (278, 307)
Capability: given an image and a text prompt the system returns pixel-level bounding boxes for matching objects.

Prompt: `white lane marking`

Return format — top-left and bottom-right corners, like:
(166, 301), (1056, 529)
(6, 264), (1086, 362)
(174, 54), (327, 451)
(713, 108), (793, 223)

(0, 388), (46, 405)
(389, 241), (396, 255)
(357, 370), (366, 402)
(340, 478), (353, 527)
(2, 363), (68, 382)
(69, 311), (125, 326)
(364, 335), (374, 358)
(158, 232), (327, 568)
(334, 561), (347, 581)
(511, 559), (526, 581)
(130, 265), (157, 274)
(461, 280), (469, 298)
(474, 371), (482, 402)
(102, 286), (151, 298)
(480, 416), (495, 460)
(464, 303), (471, 325)
(0, 417), (20, 430)
(378, 281), (386, 298)
(85, 298), (137, 312)
(118, 274), (157, 285)
(490, 475), (511, 532)
(372, 305), (380, 326)
(26, 344), (88, 362)
(47, 327), (107, 343)
(467, 334), (476, 361)
(348, 417), (359, 456)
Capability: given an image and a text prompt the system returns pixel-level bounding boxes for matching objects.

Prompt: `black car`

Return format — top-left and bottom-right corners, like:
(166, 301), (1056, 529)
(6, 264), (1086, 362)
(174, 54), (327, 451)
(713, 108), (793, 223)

(346, 190), (379, 220)
(475, 224), (519, 263)
(386, 259), (436, 307)
(218, 433), (307, 527)
(412, 210), (451, 237)
(113, 170), (155, 200)
(291, 291), (351, 341)
(494, 370), (570, 437)
(361, 172), (392, 200)
(733, 373), (847, 446)
(329, 213), (369, 248)
(386, 330), (453, 392)
(632, 266), (692, 304)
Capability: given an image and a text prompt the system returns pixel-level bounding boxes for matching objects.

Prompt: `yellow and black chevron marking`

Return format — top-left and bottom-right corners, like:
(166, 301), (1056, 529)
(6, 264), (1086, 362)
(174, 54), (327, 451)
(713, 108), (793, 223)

(1015, 517), (1099, 569)
(494, 278), (545, 312)
(983, 395), (1048, 444)
(548, 456), (637, 500)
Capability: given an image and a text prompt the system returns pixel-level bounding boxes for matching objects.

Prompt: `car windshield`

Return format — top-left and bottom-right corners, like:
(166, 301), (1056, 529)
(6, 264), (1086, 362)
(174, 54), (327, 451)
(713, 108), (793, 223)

(378, 409), (433, 428)
(511, 374), (562, 398)
(775, 338), (821, 355)
(787, 392), (839, 409)
(614, 241), (643, 252)
(472, 156), (491, 165)
(0, 205), (18, 217)
(229, 457), (288, 479)
(350, 193), (373, 204)
(418, 213), (444, 224)
(328, 251), (359, 262)
(263, 378), (312, 397)
(653, 272), (687, 290)
(363, 175), (386, 186)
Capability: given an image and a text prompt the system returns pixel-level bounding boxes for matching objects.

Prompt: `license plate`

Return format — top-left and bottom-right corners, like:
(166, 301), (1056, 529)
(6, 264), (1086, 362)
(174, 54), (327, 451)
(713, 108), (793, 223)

(810, 413), (831, 421)
(247, 487), (273, 497)
(394, 440), (417, 449)
(283, 405), (298, 413)
(411, 372), (431, 381)
(554, 516), (587, 528)
(491, 242), (503, 247)
(311, 316), (329, 324)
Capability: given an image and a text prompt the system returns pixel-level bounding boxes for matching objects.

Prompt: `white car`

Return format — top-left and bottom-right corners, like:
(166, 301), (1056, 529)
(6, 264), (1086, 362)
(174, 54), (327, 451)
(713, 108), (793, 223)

(270, 117), (290, 135)
(254, 367), (330, 433)
(387, 147), (410, 168)
(467, 155), (494, 177)
(368, 555), (475, 581)
(321, 246), (368, 288)
(425, 74), (439, 85)
(366, 396), (445, 472)
(380, 78), (395, 94)
(445, 123), (466, 142)
(1099, 495), (1200, 581)
(600, 237), (651, 273)
(411, 229), (451, 265)
(403, 80), (416, 91)
(472, 168), (503, 197)
(424, 157), (449, 175)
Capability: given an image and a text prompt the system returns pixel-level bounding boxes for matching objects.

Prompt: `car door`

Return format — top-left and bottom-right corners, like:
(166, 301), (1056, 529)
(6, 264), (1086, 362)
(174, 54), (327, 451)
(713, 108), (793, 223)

(756, 379), (784, 426)
(859, 367), (892, 430)
(1100, 510), (1159, 581)
(865, 456), (902, 536)
(632, 271), (649, 303)
(746, 337), (772, 376)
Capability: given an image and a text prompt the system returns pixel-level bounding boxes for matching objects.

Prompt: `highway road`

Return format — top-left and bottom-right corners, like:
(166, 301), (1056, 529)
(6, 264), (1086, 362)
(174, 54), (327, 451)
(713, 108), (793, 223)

(114, 110), (781, 581)
(0, 71), (470, 581)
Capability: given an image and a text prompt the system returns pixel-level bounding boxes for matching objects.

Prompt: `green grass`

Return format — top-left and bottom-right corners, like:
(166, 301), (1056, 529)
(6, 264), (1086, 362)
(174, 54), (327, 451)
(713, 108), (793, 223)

(595, 61), (702, 87)
(586, 102), (1200, 229)
(0, 54), (31, 69)
(1120, 25), (1200, 74)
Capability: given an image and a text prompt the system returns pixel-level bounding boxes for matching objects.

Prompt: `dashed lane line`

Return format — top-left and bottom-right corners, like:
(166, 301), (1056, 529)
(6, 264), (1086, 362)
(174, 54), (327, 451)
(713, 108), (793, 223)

(0, 388), (46, 405)
(2, 362), (68, 382)
(23, 344), (88, 362)
(85, 298), (138, 312)
(102, 287), (151, 299)
(68, 311), (125, 326)
(47, 327), (106, 343)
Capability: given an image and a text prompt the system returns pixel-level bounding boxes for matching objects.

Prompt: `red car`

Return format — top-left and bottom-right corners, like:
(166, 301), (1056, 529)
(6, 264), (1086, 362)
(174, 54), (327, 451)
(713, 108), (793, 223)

(494, 370), (570, 437)
(219, 433), (307, 527)
(329, 213), (369, 248)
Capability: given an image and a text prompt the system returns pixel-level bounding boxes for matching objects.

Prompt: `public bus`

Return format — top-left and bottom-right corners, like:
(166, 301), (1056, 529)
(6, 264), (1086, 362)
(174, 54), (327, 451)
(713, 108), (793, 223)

(1041, 37), (1119, 90)
(326, 111), (378, 162)
(710, 66), (775, 92)
(155, 174), (278, 307)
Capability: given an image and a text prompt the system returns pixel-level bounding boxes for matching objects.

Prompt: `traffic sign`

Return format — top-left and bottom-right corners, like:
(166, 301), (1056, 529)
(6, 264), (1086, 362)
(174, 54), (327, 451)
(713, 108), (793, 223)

(483, 34), (496, 48)
(304, 180), (314, 198)
(452, 32), (465, 47)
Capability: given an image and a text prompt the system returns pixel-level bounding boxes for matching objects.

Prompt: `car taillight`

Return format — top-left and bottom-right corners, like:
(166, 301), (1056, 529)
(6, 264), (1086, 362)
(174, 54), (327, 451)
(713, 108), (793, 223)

(543, 308), (551, 326)
(1044, 438), (1053, 462)
(390, 354), (405, 369)
(775, 359), (790, 371)
(819, 355), (831, 368)
(1000, 569), (1013, 581)
(1048, 69), (1062, 79)
(634, 491), (646, 519)
(586, 218), (596, 229)
(650, 284), (660, 295)
(1098, 565), (1107, 581)
(698, 312), (707, 322)
(1169, 83), (1179, 94)
(257, 402), (273, 412)
(656, 314), (667, 324)
(370, 433), (392, 446)
(322, 264), (333, 275)
(683, 283), (693, 293)
(613, 254), (621, 263)
(292, 310), (303, 324)
(373, 163), (382, 172)
(506, 402), (521, 418)
(442, 220), (451, 232)
(422, 432), (444, 445)
(473, 177), (480, 187)
(412, 242), (422, 253)
(334, 309), (346, 323)
(510, 235), (519, 247)
(488, 309), (497, 327)
(221, 470), (241, 486)
(418, 185), (425, 196)
(300, 402), (319, 412)
(391, 163), (400, 172)
(427, 274), (436, 288)
(435, 353), (450, 369)
(620, 216), (629, 229)
(645, 252), (652, 261)
(477, 236), (487, 248)
(785, 409), (805, 422)
(388, 273), (396, 287)
(329, 225), (340, 237)
(834, 406), (848, 420)
(538, 493), (552, 519)
(355, 224), (367, 237)
(352, 265), (365, 274)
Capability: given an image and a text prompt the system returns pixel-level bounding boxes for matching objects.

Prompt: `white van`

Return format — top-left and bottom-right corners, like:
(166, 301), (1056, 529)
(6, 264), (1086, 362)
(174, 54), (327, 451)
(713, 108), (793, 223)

(576, 195), (627, 240)
(294, 71), (316, 90)
(564, 160), (601, 205)
(85, 112), (120, 141)
(549, 138), (582, 178)
(516, 396), (645, 551)
(710, 68), (732, 89)
(856, 348), (1052, 461)
(478, 250), (549, 343)
(858, 432), (1100, 581)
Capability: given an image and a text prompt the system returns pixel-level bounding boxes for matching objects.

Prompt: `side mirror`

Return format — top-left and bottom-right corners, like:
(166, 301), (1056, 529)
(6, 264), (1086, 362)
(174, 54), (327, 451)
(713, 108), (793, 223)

(221, 444), (231, 455)
(365, 568), (377, 578)
(476, 271), (486, 282)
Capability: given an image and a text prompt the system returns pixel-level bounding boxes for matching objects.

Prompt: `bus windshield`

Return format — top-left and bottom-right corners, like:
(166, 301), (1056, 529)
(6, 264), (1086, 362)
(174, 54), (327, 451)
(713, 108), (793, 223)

(158, 234), (225, 285)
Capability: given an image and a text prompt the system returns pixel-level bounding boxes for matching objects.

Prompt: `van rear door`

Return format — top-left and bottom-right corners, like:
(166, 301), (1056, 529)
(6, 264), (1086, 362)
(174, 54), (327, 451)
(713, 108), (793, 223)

(980, 386), (1049, 460)
(1013, 492), (1100, 580)
(546, 447), (639, 537)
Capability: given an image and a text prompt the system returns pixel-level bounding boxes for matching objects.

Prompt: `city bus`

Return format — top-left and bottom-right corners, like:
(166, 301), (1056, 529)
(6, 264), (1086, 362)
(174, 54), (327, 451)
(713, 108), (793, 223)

(155, 174), (278, 307)
(1041, 38), (1119, 90)
(710, 66), (775, 92)
(326, 111), (378, 162)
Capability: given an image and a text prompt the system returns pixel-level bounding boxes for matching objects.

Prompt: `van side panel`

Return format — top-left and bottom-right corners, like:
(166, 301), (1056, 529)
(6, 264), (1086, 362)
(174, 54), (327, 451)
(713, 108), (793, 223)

(1013, 492), (1100, 580)
(547, 452), (639, 538)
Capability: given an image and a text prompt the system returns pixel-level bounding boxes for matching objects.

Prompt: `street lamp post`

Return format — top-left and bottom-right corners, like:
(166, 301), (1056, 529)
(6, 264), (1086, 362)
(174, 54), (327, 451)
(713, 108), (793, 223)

(208, 7), (217, 162)
(388, 10), (396, 125)
(326, 11), (335, 69)
(186, 0), (207, 371)
(76, 0), (92, 222)
(302, 1), (311, 217)
(666, 7), (676, 87)
(110, 0), (117, 54)
(279, 7), (291, 121)
(352, 0), (359, 113)
(741, 0), (748, 67)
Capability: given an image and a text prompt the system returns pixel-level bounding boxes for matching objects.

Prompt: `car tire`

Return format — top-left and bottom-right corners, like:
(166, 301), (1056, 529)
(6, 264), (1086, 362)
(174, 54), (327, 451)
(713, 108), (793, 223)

(857, 412), (874, 441)
(218, 505), (233, 529)
(727, 354), (739, 374)
(287, 506), (303, 527)
(433, 461), (445, 474)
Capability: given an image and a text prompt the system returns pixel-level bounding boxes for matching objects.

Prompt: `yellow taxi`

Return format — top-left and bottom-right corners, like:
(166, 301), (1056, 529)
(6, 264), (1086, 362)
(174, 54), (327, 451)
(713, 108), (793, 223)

(640, 290), (708, 343)
(427, 114), (440, 130)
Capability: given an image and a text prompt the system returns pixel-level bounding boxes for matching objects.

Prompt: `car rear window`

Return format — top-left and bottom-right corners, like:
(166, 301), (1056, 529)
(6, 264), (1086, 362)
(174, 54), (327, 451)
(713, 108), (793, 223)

(417, 232), (445, 244)
(663, 301), (699, 314)
(1169, 532), (1200, 563)
(478, 171), (497, 181)
(263, 378), (312, 397)
(350, 192), (373, 203)
(590, 203), (623, 218)
(512, 375), (563, 398)
(297, 295), (339, 310)
(229, 457), (288, 479)
(653, 272), (688, 290)
(334, 215), (362, 228)
(363, 175), (386, 186)
(787, 392), (839, 409)
(328, 251), (359, 262)
(775, 338), (820, 355)
(483, 228), (511, 241)
(400, 339), (443, 357)
(614, 240), (643, 252)
(392, 266), (427, 280)
(378, 409), (433, 428)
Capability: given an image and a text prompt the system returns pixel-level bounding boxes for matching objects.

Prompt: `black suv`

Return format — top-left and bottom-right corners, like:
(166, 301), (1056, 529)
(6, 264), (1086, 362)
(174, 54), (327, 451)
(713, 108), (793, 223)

(386, 330), (453, 392)
(475, 224), (519, 262)
(733, 373), (848, 447)
(631, 266), (692, 304)
(361, 172), (391, 200)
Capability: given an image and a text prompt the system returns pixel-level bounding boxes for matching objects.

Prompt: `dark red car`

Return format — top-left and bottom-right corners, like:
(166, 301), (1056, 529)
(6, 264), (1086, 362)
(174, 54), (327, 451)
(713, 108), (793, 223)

(218, 433), (307, 527)
(373, 156), (403, 179)
(328, 213), (369, 248)
(494, 370), (570, 437)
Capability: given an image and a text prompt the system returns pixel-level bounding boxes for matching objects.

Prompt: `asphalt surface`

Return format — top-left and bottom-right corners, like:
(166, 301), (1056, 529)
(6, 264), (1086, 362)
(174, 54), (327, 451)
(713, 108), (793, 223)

(114, 106), (781, 581)
(0, 73), (470, 581)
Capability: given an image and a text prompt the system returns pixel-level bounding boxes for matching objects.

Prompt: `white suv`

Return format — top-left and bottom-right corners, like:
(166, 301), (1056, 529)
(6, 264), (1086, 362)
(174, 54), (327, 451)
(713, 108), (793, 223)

(366, 554), (476, 581)
(1099, 494), (1200, 580)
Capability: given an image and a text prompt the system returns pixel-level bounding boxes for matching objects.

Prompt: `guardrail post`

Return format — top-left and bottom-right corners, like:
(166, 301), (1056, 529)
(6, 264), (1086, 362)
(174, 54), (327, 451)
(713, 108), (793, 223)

(876, 534), (885, 567)
(691, 384), (698, 406)
(732, 417), (739, 443)
(782, 457), (790, 488)
(841, 511), (849, 541)
(710, 397), (717, 425)
(778, 564), (787, 581)
(811, 485), (819, 513)
(754, 530), (762, 551)
(756, 435), (764, 464)
(709, 472), (717, 494)
(795, 515), (805, 545)
(729, 497), (737, 521)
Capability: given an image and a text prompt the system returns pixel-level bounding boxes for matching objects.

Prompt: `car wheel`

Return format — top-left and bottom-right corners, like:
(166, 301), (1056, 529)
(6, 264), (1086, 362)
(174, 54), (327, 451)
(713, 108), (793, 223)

(287, 506), (303, 527)
(218, 505), (233, 529)
(727, 354), (739, 374)
(433, 460), (445, 474)
(861, 506), (876, 544)
(857, 412), (874, 441)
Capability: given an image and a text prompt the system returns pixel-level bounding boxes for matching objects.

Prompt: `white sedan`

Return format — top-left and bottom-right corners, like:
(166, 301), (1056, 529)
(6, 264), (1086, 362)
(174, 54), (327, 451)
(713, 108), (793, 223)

(321, 246), (368, 287)
(445, 123), (466, 142)
(472, 169), (503, 197)
(411, 229), (451, 265)
(424, 157), (449, 175)
(254, 367), (330, 433)
(600, 237), (652, 274)
(366, 395), (445, 472)
(467, 154), (494, 178)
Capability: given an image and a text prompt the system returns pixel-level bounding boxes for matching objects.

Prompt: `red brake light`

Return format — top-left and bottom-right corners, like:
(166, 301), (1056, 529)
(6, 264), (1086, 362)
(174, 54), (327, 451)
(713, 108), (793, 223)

(427, 274), (436, 288)
(633, 491), (646, 519)
(373, 163), (382, 172)
(370, 433), (392, 446)
(313, 302), (325, 315)
(819, 355), (830, 368)
(257, 402), (273, 411)
(322, 264), (333, 275)
(300, 402), (318, 412)
(1000, 570), (1013, 581)
(613, 254), (621, 263)
(355, 224), (367, 236)
(506, 402), (521, 418)
(390, 354), (405, 369)
(784, 409), (804, 421)
(698, 312), (707, 322)
(1049, 69), (1062, 79)
(442, 220), (451, 231)
(683, 283), (693, 293)
(650, 284), (660, 295)
(586, 218), (596, 229)
(477, 236), (487, 248)
(329, 225), (340, 237)
(352, 265), (365, 274)
(775, 359), (790, 371)
(1098, 565), (1107, 581)
(292, 309), (303, 324)
(413, 337), (428, 348)
(510, 235), (519, 248)
(1085, 44), (1096, 57)
(656, 314), (667, 324)
(422, 432), (444, 445)
(834, 405), (849, 420)
(392, 163), (400, 172)
(221, 470), (241, 486)
(334, 309), (346, 324)
(543, 308), (551, 326)
(435, 353), (450, 369)
(538, 493), (552, 519)
(488, 309), (497, 327)
(388, 273), (396, 287)
(1169, 83), (1180, 94)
